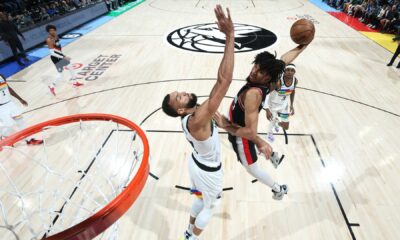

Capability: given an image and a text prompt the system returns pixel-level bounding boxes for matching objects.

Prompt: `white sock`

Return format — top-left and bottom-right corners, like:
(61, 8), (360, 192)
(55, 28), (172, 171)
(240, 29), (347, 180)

(187, 224), (194, 234)
(67, 64), (76, 80)
(268, 119), (275, 134)
(52, 71), (63, 87)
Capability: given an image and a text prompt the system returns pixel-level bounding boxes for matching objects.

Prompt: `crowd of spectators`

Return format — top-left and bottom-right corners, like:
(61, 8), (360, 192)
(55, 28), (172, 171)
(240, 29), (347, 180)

(0, 0), (107, 30)
(323, 0), (400, 33)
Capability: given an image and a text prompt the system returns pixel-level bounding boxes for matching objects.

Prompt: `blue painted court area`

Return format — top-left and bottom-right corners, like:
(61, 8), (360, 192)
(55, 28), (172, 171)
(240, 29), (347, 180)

(309, 0), (340, 12)
(0, 15), (113, 78)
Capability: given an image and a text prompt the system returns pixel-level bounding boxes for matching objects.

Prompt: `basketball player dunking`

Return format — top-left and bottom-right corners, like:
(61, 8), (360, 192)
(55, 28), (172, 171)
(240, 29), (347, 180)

(45, 25), (83, 96)
(214, 45), (307, 200)
(264, 63), (298, 142)
(161, 5), (234, 240)
(0, 74), (43, 145)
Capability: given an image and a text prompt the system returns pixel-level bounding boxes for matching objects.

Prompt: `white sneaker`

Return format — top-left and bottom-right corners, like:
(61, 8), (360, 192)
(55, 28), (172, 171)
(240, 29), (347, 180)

(272, 184), (288, 200)
(267, 133), (275, 142)
(270, 152), (284, 168)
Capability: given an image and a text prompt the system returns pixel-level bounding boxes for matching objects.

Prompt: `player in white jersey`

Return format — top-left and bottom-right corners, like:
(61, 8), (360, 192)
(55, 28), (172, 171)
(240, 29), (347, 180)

(161, 5), (234, 240)
(45, 25), (83, 96)
(0, 74), (43, 145)
(264, 64), (297, 142)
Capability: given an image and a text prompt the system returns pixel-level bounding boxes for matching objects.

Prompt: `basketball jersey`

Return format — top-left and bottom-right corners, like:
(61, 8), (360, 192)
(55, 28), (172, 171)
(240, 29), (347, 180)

(268, 75), (296, 109)
(50, 36), (62, 51)
(229, 82), (271, 127)
(0, 75), (11, 104)
(181, 114), (221, 168)
(48, 36), (64, 64)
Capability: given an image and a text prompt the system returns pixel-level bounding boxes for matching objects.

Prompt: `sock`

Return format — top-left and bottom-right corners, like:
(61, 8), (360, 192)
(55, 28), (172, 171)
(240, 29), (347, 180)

(268, 117), (276, 134)
(187, 224), (194, 234)
(67, 63), (76, 80)
(51, 71), (62, 87)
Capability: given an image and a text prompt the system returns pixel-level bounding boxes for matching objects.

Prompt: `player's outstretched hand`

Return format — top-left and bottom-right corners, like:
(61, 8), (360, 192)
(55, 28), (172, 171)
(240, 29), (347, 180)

(214, 5), (234, 36)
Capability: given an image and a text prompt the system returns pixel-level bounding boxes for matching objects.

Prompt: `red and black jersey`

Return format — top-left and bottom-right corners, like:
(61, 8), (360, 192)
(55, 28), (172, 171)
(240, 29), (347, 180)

(229, 82), (271, 127)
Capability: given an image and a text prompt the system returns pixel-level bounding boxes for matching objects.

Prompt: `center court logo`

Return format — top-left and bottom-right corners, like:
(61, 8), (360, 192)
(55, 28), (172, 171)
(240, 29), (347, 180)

(167, 23), (277, 53)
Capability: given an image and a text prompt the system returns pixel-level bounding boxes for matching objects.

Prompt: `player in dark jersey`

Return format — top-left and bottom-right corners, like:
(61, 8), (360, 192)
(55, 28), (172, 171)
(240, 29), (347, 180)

(45, 25), (83, 96)
(214, 45), (307, 200)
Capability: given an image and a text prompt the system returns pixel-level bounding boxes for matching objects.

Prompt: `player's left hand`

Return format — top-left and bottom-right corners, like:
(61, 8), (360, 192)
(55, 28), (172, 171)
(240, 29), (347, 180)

(297, 44), (308, 50)
(256, 138), (273, 159)
(20, 99), (28, 106)
(290, 106), (295, 115)
(214, 5), (234, 36)
(213, 112), (230, 128)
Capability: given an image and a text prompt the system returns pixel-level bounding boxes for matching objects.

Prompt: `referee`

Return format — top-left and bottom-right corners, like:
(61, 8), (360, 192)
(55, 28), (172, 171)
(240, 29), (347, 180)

(387, 36), (400, 69)
(0, 12), (28, 66)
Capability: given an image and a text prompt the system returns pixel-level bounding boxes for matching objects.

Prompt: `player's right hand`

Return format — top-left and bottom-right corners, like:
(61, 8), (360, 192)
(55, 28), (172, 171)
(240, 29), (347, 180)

(64, 56), (71, 61)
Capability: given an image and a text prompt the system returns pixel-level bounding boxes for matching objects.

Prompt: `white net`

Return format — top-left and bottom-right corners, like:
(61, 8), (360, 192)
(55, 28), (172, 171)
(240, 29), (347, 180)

(0, 118), (146, 240)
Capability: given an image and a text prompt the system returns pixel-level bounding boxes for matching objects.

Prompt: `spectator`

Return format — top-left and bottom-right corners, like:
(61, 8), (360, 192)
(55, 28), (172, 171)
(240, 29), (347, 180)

(0, 12), (28, 65)
(380, 5), (398, 32)
(104, 0), (112, 11)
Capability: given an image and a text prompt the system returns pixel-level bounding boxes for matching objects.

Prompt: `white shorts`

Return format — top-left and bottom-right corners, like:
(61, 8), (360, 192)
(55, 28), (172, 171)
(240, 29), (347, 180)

(0, 101), (23, 128)
(188, 155), (223, 208)
(270, 103), (289, 123)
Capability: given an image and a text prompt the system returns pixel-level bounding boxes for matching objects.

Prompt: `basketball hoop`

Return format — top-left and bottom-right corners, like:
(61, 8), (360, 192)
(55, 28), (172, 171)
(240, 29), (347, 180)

(0, 113), (150, 240)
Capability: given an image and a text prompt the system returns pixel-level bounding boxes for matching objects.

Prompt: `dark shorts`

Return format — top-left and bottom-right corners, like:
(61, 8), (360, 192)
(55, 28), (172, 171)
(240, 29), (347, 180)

(51, 56), (70, 73)
(228, 133), (258, 166)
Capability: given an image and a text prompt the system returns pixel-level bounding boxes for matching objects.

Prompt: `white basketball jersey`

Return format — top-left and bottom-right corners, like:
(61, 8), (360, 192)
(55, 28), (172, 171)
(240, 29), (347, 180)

(268, 75), (296, 109)
(0, 75), (11, 104)
(181, 114), (221, 168)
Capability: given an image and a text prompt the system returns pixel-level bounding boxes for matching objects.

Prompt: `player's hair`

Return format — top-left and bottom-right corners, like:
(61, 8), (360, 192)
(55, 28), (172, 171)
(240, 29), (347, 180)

(46, 25), (57, 32)
(162, 94), (179, 117)
(253, 51), (285, 84)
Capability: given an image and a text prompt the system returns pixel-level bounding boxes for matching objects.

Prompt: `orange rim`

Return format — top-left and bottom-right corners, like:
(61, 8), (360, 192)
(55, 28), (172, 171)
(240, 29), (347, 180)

(0, 114), (150, 240)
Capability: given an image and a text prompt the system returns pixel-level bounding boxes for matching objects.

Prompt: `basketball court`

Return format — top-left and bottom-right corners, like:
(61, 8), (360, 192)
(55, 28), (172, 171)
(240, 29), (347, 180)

(1, 0), (400, 239)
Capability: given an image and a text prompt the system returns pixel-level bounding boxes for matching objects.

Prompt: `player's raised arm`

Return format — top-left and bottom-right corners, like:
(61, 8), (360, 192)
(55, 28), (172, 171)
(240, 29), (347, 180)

(191, 5), (235, 127)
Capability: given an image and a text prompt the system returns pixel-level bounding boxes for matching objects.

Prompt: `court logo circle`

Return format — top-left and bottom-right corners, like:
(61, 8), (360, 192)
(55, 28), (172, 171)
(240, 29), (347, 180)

(167, 23), (277, 53)
(64, 63), (83, 70)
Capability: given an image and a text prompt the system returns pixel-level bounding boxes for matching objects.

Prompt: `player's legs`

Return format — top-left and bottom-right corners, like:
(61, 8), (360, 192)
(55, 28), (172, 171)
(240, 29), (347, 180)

(48, 62), (63, 96)
(267, 110), (278, 142)
(228, 134), (287, 199)
(185, 155), (223, 239)
(8, 102), (43, 145)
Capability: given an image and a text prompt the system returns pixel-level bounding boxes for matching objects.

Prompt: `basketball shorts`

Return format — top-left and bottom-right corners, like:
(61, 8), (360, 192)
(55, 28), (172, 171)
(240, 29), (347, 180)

(188, 154), (223, 208)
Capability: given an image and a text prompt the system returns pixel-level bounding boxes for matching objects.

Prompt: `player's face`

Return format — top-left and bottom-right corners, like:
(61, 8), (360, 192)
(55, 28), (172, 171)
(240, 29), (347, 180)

(49, 29), (57, 37)
(169, 91), (198, 112)
(248, 64), (270, 85)
(284, 68), (295, 79)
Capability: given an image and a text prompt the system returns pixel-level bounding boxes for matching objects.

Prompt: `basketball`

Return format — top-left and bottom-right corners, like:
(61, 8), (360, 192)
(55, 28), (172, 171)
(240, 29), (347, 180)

(290, 19), (315, 45)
